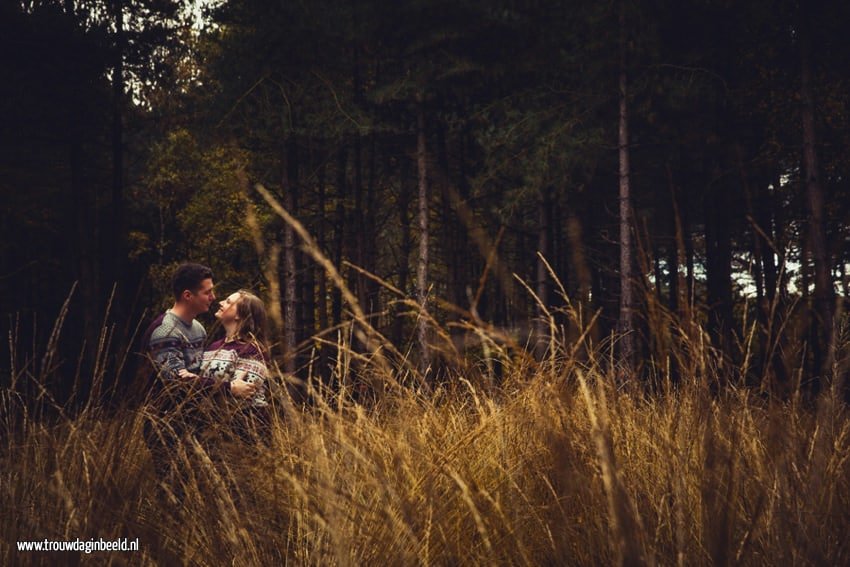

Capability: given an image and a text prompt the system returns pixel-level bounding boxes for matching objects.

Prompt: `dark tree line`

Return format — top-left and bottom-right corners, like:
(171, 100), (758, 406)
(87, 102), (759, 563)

(3, 0), (850, 401)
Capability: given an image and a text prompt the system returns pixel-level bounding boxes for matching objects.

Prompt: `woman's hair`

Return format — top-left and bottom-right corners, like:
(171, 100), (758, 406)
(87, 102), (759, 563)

(232, 290), (270, 355)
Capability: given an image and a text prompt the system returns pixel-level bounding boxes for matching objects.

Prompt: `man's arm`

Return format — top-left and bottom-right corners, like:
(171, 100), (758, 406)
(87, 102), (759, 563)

(147, 324), (187, 382)
(178, 368), (257, 398)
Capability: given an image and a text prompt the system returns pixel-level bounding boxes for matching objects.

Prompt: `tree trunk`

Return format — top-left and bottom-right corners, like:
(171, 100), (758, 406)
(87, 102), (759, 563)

(436, 121), (459, 318)
(759, 176), (789, 389)
(535, 186), (553, 359)
(685, 223), (695, 312)
(282, 135), (299, 375)
(567, 211), (590, 307)
(802, 237), (811, 301)
(332, 146), (347, 327)
(317, 164), (329, 332)
(109, 0), (125, 302)
(68, 116), (98, 401)
(663, 165), (682, 384)
(705, 172), (733, 366)
(738, 147), (767, 384)
(315, 163), (331, 381)
(353, 131), (366, 310)
(394, 164), (414, 347)
(351, 45), (378, 316)
(617, 0), (635, 376)
(364, 131), (378, 314)
(759, 177), (779, 306)
(652, 236), (664, 303)
(800, 13), (835, 383)
(665, 164), (681, 316)
(456, 125), (474, 310)
(302, 241), (315, 340)
(416, 94), (431, 375)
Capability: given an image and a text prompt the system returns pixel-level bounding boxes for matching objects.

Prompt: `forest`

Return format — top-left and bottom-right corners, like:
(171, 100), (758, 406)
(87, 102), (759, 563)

(3, 0), (850, 393)
(3, 0), (850, 564)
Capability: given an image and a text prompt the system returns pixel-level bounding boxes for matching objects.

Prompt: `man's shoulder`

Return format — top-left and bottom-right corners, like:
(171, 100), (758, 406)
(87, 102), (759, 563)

(189, 319), (206, 338)
(143, 311), (166, 332)
(141, 310), (206, 352)
(148, 311), (180, 338)
(141, 312), (168, 350)
(147, 311), (201, 346)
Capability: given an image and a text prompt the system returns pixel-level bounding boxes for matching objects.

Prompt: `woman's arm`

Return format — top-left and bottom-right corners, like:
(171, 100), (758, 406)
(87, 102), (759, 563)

(233, 357), (269, 384)
(179, 366), (257, 398)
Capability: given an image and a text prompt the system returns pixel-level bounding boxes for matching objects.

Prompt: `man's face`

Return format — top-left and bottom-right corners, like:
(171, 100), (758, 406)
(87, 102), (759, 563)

(182, 278), (216, 316)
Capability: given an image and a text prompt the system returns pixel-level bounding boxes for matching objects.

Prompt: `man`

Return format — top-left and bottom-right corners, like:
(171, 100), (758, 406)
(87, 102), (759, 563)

(141, 263), (256, 494)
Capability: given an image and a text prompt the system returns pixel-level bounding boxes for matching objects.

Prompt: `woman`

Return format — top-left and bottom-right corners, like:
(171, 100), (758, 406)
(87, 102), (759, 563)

(180, 289), (272, 442)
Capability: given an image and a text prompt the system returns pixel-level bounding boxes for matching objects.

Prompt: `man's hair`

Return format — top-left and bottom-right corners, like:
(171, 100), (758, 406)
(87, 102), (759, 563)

(172, 263), (213, 300)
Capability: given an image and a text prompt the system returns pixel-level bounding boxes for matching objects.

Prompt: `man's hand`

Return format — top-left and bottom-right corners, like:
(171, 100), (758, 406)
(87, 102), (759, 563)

(230, 377), (258, 399)
(178, 368), (199, 379)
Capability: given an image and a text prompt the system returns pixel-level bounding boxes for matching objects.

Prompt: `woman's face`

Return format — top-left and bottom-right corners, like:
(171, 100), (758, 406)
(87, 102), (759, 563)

(215, 292), (242, 323)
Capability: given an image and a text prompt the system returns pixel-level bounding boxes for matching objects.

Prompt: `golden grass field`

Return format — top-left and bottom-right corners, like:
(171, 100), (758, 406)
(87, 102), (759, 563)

(3, 308), (850, 566)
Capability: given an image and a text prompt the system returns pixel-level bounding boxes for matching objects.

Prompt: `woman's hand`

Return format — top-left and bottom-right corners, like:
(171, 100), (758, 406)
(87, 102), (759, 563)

(178, 368), (199, 379)
(230, 377), (258, 399)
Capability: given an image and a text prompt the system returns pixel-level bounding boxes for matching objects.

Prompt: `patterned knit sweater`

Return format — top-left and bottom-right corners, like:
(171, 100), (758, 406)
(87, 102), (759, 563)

(199, 339), (269, 407)
(142, 310), (231, 396)
(143, 311), (206, 377)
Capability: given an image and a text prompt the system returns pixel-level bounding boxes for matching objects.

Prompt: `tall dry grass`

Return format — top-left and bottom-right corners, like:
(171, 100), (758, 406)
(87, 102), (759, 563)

(4, 297), (850, 565)
(3, 190), (850, 565)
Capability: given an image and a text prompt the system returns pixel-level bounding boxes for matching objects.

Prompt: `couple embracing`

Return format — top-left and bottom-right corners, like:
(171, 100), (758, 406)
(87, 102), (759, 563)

(141, 263), (273, 489)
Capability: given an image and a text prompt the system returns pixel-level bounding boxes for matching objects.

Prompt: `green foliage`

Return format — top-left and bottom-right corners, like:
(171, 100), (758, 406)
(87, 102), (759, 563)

(135, 129), (273, 304)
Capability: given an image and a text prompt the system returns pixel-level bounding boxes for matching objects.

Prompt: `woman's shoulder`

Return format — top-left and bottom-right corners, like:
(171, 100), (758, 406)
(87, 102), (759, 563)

(232, 339), (269, 361)
(206, 337), (227, 351)
(204, 338), (252, 359)
(207, 336), (268, 362)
